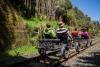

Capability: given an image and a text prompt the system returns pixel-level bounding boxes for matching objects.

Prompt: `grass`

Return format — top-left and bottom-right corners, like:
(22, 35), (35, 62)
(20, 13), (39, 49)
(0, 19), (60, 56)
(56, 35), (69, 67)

(51, 20), (59, 29)
(24, 17), (48, 29)
(25, 18), (40, 28)
(6, 45), (38, 56)
(0, 45), (38, 66)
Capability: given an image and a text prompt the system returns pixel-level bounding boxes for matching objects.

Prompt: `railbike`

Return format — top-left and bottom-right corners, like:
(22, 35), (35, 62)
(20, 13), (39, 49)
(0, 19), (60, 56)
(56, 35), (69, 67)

(38, 38), (71, 58)
(38, 37), (92, 59)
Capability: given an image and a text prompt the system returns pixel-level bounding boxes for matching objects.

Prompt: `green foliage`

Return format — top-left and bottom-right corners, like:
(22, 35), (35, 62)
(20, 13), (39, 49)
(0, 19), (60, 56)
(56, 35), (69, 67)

(64, 0), (72, 9)
(0, 0), (24, 51)
(25, 18), (40, 28)
(1, 0), (100, 52)
(67, 9), (76, 21)
(25, 15), (49, 29)
(74, 7), (84, 19)
(6, 45), (37, 56)
(51, 20), (59, 29)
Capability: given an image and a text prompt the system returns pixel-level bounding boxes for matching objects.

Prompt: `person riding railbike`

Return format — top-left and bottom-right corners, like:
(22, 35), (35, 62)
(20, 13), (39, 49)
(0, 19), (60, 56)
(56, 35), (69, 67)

(80, 27), (90, 47)
(44, 23), (56, 39)
(71, 28), (81, 52)
(71, 28), (80, 40)
(56, 21), (72, 58)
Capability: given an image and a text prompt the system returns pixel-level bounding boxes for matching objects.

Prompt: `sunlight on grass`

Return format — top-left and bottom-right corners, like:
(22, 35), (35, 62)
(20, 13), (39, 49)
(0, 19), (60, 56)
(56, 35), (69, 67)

(7, 45), (38, 56)
(25, 19), (40, 28)
(24, 18), (46, 29)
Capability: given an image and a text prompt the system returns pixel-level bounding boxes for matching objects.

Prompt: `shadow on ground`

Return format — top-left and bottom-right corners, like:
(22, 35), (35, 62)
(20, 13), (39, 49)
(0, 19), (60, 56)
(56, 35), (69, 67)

(0, 51), (27, 67)
(76, 52), (100, 67)
(0, 51), (67, 67)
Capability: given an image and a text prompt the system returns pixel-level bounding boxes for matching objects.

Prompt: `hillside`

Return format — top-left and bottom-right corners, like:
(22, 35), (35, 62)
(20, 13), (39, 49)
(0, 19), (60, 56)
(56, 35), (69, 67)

(0, 0), (100, 52)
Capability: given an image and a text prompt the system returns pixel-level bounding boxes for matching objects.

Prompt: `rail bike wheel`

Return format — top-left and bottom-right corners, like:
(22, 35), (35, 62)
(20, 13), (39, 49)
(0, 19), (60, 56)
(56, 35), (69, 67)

(38, 48), (46, 56)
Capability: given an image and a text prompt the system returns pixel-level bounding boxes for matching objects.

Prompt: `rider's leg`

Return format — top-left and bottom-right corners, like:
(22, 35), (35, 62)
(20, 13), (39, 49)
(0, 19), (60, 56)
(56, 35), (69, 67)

(61, 43), (69, 59)
(85, 39), (89, 47)
(75, 41), (79, 52)
(61, 44), (66, 55)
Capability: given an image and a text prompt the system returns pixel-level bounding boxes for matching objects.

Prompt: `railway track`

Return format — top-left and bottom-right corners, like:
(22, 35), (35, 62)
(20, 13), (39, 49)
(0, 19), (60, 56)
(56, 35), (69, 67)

(5, 50), (59, 67)
(51, 39), (100, 67)
(6, 38), (100, 67)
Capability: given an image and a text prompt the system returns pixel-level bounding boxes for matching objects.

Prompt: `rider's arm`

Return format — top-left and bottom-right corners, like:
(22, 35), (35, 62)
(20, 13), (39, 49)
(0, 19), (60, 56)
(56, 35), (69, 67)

(87, 32), (91, 39)
(67, 30), (73, 40)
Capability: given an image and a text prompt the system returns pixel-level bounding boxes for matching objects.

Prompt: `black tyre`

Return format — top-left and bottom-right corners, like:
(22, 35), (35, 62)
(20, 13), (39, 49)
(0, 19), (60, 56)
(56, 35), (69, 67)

(38, 48), (46, 56)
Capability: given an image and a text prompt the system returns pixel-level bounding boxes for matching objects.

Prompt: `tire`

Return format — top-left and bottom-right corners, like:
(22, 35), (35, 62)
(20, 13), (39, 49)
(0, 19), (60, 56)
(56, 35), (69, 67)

(38, 48), (46, 56)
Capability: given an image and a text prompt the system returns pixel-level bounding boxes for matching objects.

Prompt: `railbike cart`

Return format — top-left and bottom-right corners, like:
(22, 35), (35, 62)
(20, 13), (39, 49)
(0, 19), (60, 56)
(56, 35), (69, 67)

(38, 38), (72, 58)
(38, 39), (61, 55)
(38, 38), (92, 58)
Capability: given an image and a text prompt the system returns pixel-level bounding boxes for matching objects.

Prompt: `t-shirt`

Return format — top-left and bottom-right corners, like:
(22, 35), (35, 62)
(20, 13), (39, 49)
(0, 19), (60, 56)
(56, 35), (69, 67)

(44, 28), (56, 39)
(81, 32), (89, 39)
(71, 31), (79, 37)
(56, 28), (69, 43)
